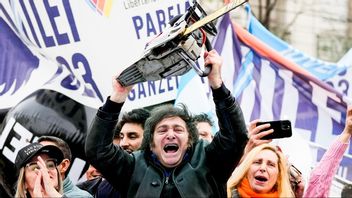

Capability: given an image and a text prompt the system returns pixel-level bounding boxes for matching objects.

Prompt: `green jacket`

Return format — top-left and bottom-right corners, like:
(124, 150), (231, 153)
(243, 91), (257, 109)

(85, 83), (248, 197)
(63, 177), (93, 198)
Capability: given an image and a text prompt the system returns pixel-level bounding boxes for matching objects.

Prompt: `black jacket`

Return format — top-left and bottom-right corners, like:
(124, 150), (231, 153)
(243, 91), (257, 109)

(85, 83), (248, 197)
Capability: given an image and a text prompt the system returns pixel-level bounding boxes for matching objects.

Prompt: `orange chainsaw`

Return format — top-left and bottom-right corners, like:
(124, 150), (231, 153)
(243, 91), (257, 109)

(117, 0), (248, 86)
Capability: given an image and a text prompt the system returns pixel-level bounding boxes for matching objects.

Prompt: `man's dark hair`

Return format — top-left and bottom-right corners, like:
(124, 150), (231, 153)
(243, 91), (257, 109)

(140, 104), (198, 150)
(37, 135), (72, 161)
(341, 183), (352, 198)
(193, 113), (214, 127)
(114, 108), (150, 139)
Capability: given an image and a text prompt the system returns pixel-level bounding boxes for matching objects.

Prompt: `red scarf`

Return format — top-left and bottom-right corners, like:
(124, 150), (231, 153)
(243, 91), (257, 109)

(237, 177), (279, 198)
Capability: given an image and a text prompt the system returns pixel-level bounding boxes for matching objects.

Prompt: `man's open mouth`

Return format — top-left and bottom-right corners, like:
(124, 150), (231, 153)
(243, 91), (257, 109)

(164, 143), (179, 153)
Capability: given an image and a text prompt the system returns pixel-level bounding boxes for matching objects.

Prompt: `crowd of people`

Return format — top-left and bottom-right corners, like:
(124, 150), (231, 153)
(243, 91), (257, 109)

(12, 49), (352, 197)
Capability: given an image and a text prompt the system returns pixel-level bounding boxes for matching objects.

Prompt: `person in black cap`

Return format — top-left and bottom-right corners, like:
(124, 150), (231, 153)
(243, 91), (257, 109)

(37, 136), (93, 198)
(14, 142), (65, 198)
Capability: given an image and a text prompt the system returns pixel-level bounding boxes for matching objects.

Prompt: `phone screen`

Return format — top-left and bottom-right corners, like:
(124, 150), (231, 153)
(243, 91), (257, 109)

(256, 120), (292, 140)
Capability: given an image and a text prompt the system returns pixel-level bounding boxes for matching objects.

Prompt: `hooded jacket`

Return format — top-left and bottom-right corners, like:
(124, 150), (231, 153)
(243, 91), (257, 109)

(85, 83), (248, 197)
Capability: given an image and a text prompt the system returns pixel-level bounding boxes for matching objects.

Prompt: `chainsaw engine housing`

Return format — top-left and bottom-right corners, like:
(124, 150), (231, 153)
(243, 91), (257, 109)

(117, 1), (216, 87)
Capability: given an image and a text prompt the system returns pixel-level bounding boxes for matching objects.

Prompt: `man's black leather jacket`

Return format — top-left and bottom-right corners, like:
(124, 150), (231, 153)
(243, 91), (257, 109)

(85, 83), (248, 197)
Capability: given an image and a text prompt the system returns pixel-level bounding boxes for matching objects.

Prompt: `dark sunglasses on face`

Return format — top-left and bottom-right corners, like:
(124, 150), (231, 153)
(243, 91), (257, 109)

(25, 159), (58, 171)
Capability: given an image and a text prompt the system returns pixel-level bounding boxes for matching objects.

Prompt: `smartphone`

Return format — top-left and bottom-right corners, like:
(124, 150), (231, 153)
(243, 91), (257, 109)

(256, 120), (292, 140)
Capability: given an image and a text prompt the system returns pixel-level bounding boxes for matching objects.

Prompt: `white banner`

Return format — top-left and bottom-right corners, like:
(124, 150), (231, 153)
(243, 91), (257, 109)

(0, 0), (191, 109)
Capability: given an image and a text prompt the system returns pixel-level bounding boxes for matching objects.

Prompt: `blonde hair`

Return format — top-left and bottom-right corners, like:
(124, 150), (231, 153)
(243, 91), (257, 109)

(227, 144), (294, 197)
(15, 166), (63, 197)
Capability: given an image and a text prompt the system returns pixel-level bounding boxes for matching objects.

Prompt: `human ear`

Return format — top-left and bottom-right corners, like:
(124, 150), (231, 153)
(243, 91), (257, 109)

(58, 159), (70, 174)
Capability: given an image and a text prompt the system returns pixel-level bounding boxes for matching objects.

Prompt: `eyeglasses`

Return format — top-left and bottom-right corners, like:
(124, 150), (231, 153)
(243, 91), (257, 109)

(25, 159), (57, 172)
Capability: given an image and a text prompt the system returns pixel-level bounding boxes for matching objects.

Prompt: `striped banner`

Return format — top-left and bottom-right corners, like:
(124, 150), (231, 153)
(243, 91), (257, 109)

(220, 13), (351, 181)
(175, 13), (351, 181)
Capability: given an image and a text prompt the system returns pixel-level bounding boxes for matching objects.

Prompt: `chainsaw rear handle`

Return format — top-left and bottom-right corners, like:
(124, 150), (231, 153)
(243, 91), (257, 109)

(194, 37), (212, 77)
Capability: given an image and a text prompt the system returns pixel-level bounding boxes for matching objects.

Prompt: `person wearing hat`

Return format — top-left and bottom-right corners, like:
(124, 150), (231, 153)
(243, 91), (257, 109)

(14, 142), (66, 198)
(37, 136), (93, 198)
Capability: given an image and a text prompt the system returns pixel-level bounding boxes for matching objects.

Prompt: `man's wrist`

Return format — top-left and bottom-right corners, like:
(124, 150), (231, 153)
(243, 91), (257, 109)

(212, 82), (230, 100)
(209, 79), (223, 89)
(101, 96), (124, 113)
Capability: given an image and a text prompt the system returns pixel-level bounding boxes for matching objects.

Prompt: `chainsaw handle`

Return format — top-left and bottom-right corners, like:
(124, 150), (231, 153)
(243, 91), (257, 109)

(190, 37), (212, 77)
(197, 37), (213, 77)
(197, 65), (211, 77)
(169, 13), (213, 78)
(192, 63), (211, 77)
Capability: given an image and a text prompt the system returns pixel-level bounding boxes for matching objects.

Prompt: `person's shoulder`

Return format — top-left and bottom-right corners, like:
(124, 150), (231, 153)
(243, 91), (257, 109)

(189, 141), (208, 161)
(67, 185), (94, 198)
(76, 177), (103, 196)
(194, 139), (209, 149)
(77, 177), (102, 187)
(132, 150), (144, 158)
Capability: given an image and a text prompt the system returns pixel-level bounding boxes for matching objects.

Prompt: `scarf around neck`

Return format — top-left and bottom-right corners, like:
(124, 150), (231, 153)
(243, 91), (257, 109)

(237, 177), (279, 198)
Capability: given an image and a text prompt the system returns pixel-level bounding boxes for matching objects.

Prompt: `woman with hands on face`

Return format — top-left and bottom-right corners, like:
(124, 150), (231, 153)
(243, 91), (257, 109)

(32, 156), (62, 197)
(15, 143), (66, 198)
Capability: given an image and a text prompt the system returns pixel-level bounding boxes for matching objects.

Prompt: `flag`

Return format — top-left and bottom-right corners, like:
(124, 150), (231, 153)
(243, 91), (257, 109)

(220, 13), (351, 181)
(326, 48), (352, 97)
(244, 4), (352, 109)
(174, 12), (351, 181)
(244, 5), (348, 81)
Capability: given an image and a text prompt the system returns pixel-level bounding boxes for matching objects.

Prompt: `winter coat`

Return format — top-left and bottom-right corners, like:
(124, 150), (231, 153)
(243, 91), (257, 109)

(85, 83), (248, 198)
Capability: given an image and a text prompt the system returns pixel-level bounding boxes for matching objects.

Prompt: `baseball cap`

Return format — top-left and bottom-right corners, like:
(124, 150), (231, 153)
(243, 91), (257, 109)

(15, 142), (64, 170)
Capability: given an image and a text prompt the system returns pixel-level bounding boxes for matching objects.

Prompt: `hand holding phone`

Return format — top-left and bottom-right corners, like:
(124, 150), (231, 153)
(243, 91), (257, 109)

(256, 120), (292, 140)
(243, 120), (273, 157)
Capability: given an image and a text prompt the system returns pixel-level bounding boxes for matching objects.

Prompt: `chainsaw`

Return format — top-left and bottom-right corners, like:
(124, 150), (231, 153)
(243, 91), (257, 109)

(117, 0), (248, 87)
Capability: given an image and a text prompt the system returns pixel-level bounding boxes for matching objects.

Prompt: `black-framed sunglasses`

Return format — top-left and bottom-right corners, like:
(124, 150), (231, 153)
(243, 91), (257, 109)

(25, 158), (58, 171)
